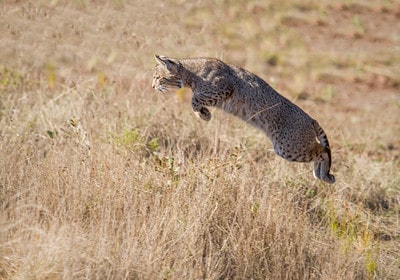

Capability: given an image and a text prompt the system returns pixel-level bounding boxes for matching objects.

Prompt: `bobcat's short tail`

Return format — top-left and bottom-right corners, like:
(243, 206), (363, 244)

(313, 120), (332, 169)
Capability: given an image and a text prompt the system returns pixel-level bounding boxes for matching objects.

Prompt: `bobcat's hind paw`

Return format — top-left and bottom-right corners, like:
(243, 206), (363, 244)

(322, 174), (335, 184)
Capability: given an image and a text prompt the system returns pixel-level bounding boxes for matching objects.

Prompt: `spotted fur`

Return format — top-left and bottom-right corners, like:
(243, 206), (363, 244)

(152, 55), (335, 183)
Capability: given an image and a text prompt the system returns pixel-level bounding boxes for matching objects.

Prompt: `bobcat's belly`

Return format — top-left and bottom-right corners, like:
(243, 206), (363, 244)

(272, 142), (313, 162)
(270, 126), (317, 163)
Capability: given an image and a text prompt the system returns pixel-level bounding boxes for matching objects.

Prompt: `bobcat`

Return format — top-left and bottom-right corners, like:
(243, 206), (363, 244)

(152, 55), (335, 184)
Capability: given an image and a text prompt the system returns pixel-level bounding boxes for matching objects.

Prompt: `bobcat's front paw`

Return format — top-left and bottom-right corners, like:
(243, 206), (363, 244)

(194, 107), (211, 121)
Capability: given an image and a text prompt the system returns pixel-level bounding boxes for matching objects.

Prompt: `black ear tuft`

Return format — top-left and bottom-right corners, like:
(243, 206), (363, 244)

(154, 55), (165, 65)
(154, 55), (178, 72)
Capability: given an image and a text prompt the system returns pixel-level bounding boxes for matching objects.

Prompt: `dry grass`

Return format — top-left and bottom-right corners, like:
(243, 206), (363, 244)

(1, 0), (400, 279)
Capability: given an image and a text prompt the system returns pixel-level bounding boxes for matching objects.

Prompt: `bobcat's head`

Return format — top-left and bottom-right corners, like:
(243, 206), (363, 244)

(152, 55), (183, 93)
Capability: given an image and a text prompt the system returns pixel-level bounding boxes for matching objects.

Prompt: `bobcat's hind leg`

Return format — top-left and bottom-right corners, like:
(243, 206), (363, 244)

(313, 147), (335, 184)
(313, 161), (322, 180)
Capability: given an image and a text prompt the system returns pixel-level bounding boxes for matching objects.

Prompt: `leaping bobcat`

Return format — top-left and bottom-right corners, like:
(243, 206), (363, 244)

(152, 55), (335, 184)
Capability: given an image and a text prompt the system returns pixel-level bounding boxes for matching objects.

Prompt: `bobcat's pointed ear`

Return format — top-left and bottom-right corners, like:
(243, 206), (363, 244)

(154, 55), (179, 73)
(154, 55), (167, 65)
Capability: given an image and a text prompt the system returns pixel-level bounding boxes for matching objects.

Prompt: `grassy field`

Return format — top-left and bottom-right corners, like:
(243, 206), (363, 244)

(1, 0), (399, 279)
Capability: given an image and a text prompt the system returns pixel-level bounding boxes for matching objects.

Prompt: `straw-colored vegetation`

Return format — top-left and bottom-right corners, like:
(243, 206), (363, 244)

(1, 0), (399, 279)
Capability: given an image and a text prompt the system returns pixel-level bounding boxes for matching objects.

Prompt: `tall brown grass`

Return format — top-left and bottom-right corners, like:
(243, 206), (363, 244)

(1, 1), (399, 279)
